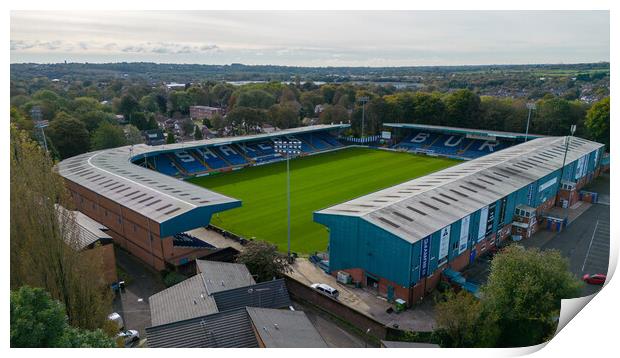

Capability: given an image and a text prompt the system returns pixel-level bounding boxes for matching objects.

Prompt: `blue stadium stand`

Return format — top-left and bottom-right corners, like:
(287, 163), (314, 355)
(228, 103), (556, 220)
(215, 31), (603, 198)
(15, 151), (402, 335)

(394, 132), (441, 151)
(195, 147), (228, 169)
(316, 132), (343, 147)
(153, 155), (180, 176)
(464, 140), (509, 158)
(212, 145), (247, 166)
(173, 232), (215, 249)
(297, 133), (330, 151)
(173, 151), (207, 174)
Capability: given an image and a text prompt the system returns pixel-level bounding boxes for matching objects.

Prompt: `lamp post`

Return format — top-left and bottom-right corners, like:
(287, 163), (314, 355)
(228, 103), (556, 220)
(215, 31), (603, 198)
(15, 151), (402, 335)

(525, 102), (536, 142)
(31, 106), (49, 154)
(358, 96), (369, 139)
(274, 139), (302, 259)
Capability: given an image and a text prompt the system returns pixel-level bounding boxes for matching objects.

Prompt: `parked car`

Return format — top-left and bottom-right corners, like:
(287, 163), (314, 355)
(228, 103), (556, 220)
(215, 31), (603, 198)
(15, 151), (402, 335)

(310, 283), (339, 299)
(582, 273), (606, 285)
(116, 330), (140, 346)
(107, 312), (124, 331)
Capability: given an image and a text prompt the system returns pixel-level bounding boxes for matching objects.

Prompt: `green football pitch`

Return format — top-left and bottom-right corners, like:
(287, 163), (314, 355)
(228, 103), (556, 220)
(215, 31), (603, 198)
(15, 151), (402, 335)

(188, 147), (458, 254)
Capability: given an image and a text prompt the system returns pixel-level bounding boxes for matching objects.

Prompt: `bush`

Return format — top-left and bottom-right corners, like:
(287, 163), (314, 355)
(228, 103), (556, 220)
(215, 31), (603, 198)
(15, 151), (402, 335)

(163, 271), (187, 287)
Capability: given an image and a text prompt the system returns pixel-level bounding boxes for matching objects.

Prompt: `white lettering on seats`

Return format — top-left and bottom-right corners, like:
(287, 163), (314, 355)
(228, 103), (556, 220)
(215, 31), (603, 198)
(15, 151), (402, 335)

(410, 132), (430, 143)
(444, 135), (463, 147)
(478, 141), (499, 152)
(200, 147), (218, 159)
(220, 145), (237, 156)
(174, 151), (195, 162)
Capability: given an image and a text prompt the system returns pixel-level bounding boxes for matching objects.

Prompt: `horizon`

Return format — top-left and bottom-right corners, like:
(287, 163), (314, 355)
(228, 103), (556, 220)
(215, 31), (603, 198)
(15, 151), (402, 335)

(11, 11), (609, 67)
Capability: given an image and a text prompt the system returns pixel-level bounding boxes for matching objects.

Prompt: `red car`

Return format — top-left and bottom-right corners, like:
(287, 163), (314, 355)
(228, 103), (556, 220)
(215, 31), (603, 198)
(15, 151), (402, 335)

(582, 273), (606, 285)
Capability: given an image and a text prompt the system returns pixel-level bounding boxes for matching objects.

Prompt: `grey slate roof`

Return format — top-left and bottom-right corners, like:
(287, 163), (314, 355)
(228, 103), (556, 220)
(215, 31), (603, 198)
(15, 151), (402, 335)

(247, 307), (328, 348)
(316, 136), (604, 244)
(149, 274), (218, 326)
(57, 124), (347, 236)
(196, 260), (255, 294)
(212, 279), (291, 312)
(146, 308), (259, 348)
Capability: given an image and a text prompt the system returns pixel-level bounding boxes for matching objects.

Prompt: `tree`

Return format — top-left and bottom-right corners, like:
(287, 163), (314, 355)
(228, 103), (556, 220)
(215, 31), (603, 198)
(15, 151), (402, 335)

(118, 94), (140, 118)
(585, 97), (610, 150)
(268, 103), (300, 129)
(76, 110), (115, 133)
(166, 129), (176, 144)
(168, 90), (192, 114)
(319, 104), (349, 124)
(11, 126), (112, 330)
(125, 124), (144, 145)
(235, 89), (276, 109)
(225, 107), (268, 135)
(236, 241), (291, 282)
(483, 246), (582, 347)
(47, 112), (90, 159)
(444, 89), (481, 127)
(435, 291), (495, 348)
(10, 286), (67, 347)
(91, 121), (128, 150)
(194, 125), (203, 140)
(11, 286), (115, 348)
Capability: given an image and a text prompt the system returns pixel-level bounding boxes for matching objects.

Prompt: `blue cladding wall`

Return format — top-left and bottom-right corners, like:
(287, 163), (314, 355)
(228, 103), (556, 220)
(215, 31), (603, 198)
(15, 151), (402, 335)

(314, 145), (604, 289)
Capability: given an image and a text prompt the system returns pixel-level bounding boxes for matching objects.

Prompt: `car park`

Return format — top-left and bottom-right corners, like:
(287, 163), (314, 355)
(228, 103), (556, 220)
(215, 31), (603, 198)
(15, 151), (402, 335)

(311, 283), (339, 299)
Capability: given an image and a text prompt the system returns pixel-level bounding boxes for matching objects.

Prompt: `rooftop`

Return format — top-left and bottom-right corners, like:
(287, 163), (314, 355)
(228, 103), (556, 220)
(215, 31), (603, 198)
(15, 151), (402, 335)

(57, 205), (111, 250)
(247, 307), (328, 348)
(316, 136), (603, 244)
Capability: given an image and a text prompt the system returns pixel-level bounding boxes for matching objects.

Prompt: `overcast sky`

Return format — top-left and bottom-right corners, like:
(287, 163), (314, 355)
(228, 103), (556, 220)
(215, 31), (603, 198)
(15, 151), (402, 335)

(10, 11), (609, 66)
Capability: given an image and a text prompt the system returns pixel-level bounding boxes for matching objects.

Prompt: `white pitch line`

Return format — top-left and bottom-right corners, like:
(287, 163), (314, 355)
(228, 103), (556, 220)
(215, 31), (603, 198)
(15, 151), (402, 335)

(582, 219), (600, 272)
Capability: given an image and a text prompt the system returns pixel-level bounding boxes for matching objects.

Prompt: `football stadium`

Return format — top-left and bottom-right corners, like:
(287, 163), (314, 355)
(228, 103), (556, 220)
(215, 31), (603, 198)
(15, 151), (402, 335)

(57, 123), (605, 304)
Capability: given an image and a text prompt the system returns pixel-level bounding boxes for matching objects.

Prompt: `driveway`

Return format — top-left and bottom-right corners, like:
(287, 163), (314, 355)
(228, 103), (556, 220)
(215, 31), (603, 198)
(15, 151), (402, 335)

(112, 247), (166, 338)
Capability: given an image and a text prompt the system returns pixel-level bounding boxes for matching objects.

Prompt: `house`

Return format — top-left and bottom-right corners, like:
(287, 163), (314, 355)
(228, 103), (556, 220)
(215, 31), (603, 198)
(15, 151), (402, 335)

(190, 106), (223, 120)
(142, 129), (166, 146)
(115, 114), (127, 125)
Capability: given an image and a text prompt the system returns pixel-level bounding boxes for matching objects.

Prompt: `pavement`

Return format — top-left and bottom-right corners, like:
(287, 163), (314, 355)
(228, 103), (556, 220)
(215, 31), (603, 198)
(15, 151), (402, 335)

(288, 258), (436, 332)
(112, 247), (166, 340)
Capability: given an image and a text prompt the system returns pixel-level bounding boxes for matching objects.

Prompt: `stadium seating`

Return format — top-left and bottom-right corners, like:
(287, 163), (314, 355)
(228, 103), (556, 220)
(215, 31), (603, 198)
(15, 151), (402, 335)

(211, 145), (247, 166)
(172, 151), (207, 174)
(173, 232), (215, 249)
(194, 147), (228, 169)
(153, 155), (180, 176)
(393, 130), (514, 159)
(149, 130), (344, 177)
(297, 133), (330, 151)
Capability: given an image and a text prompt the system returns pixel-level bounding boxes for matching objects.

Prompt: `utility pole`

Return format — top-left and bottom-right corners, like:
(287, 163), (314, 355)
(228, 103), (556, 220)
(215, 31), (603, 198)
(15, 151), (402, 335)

(274, 139), (302, 259)
(358, 96), (369, 140)
(525, 102), (536, 142)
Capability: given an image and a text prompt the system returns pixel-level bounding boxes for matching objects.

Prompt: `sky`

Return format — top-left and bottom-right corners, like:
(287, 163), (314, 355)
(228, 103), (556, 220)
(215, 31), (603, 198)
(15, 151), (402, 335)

(10, 11), (610, 66)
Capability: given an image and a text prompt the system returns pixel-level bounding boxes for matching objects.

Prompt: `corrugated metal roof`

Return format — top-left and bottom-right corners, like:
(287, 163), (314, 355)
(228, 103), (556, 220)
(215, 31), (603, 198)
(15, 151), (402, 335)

(212, 279), (291, 312)
(196, 260), (255, 294)
(56, 205), (111, 250)
(149, 274), (218, 326)
(317, 136), (603, 244)
(247, 307), (328, 348)
(57, 124), (347, 237)
(383, 122), (544, 139)
(146, 308), (259, 348)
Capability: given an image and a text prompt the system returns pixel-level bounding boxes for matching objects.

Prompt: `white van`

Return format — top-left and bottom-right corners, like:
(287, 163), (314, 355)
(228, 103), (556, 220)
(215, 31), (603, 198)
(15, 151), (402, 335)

(311, 283), (339, 299)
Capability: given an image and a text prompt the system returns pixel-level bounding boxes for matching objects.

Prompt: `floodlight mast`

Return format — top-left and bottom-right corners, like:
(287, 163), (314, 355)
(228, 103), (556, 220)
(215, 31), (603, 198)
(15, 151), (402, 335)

(358, 96), (369, 139)
(525, 102), (536, 142)
(274, 139), (302, 259)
